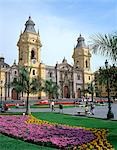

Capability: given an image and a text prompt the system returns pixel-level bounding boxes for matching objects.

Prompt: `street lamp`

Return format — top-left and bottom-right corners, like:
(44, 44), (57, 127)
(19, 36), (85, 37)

(0, 80), (4, 112)
(0, 80), (3, 102)
(91, 81), (94, 102)
(25, 57), (36, 115)
(105, 60), (114, 119)
(55, 63), (58, 99)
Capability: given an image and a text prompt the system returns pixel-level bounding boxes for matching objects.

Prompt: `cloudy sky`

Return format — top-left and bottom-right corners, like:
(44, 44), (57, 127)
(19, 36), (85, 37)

(0, 0), (117, 71)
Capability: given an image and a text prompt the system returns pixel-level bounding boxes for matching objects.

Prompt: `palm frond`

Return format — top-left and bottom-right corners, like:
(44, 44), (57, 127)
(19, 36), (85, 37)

(90, 32), (117, 63)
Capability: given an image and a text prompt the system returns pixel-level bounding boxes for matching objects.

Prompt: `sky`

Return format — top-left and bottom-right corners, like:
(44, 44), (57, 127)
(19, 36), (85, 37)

(0, 0), (117, 71)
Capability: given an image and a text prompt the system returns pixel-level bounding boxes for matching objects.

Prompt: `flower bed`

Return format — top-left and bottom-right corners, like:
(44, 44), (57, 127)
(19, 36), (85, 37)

(0, 115), (113, 149)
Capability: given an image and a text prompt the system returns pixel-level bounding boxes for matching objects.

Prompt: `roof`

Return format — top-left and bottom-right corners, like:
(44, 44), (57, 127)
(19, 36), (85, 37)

(0, 57), (9, 68)
(24, 16), (36, 33)
(76, 34), (86, 48)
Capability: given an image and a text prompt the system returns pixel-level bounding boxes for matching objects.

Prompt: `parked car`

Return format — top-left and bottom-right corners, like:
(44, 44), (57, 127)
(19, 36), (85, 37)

(40, 100), (49, 104)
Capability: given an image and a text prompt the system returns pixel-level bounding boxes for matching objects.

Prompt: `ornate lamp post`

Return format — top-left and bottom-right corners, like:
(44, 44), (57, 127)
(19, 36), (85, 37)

(55, 63), (58, 99)
(25, 57), (36, 115)
(105, 60), (114, 119)
(91, 81), (94, 102)
(0, 80), (4, 112)
(0, 80), (3, 102)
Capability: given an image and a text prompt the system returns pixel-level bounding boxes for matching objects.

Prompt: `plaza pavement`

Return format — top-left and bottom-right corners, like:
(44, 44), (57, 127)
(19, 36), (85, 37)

(7, 103), (117, 120)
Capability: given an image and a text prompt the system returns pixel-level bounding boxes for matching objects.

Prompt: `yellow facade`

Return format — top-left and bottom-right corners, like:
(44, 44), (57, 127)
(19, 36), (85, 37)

(17, 16), (46, 99)
(0, 18), (95, 100)
(72, 35), (94, 92)
(0, 70), (5, 99)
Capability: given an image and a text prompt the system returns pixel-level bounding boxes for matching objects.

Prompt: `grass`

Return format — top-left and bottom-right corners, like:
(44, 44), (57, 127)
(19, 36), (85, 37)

(0, 134), (56, 150)
(31, 104), (77, 108)
(9, 104), (77, 109)
(0, 112), (117, 149)
(0, 112), (22, 115)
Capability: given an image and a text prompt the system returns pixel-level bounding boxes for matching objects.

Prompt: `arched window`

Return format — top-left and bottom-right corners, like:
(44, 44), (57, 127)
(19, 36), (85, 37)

(89, 76), (90, 80)
(14, 71), (17, 75)
(77, 75), (80, 80)
(33, 70), (35, 75)
(85, 60), (88, 68)
(50, 72), (52, 78)
(31, 50), (35, 59)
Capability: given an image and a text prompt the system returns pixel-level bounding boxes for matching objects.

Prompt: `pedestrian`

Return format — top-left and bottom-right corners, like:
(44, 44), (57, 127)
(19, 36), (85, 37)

(90, 103), (95, 115)
(51, 101), (55, 111)
(16, 103), (19, 108)
(4, 104), (8, 111)
(59, 104), (63, 113)
(85, 104), (89, 115)
(22, 100), (25, 105)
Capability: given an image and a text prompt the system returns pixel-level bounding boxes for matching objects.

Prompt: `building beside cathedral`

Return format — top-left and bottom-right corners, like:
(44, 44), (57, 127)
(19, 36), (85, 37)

(0, 17), (94, 100)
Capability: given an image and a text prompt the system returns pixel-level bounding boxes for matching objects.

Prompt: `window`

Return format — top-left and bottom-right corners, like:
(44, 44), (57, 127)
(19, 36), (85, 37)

(31, 50), (35, 59)
(50, 72), (52, 78)
(33, 70), (35, 75)
(76, 61), (79, 68)
(77, 75), (80, 80)
(86, 60), (88, 68)
(14, 71), (17, 75)
(89, 76), (90, 80)
(60, 72), (63, 80)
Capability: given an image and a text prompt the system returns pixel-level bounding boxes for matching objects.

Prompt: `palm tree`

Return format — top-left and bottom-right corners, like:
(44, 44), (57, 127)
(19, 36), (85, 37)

(43, 79), (59, 100)
(11, 66), (42, 115)
(90, 32), (117, 63)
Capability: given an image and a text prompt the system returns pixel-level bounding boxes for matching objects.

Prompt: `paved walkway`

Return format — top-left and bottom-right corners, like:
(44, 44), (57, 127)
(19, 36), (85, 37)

(7, 103), (117, 120)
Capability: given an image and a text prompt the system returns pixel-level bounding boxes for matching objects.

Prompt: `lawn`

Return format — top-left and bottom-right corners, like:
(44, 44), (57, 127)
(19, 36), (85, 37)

(0, 112), (117, 149)
(9, 104), (77, 109)
(0, 133), (56, 150)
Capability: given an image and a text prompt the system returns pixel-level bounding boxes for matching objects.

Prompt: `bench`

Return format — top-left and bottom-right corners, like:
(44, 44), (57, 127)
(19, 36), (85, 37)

(77, 111), (91, 115)
(77, 111), (86, 115)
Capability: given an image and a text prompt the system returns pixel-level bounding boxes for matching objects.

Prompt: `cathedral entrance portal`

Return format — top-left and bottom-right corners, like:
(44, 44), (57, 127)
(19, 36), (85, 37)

(77, 88), (81, 98)
(11, 89), (19, 100)
(63, 86), (70, 98)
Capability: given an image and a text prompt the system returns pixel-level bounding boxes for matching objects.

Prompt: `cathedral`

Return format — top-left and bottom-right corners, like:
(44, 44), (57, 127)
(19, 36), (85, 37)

(0, 16), (93, 100)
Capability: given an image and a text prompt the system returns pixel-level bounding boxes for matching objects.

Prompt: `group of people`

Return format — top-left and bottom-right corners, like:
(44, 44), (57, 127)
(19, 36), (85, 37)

(50, 101), (63, 113)
(85, 103), (95, 115)
(1, 103), (9, 112)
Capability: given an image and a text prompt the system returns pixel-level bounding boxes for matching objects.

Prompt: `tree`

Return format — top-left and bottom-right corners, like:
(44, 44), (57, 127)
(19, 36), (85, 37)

(11, 66), (42, 115)
(43, 79), (59, 100)
(90, 33), (117, 63)
(96, 66), (117, 98)
(11, 78), (23, 100)
(86, 81), (95, 102)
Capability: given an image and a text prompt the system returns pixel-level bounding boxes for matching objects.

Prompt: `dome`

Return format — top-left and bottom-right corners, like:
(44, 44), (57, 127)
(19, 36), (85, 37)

(76, 34), (86, 48)
(24, 16), (36, 33)
(0, 57), (9, 68)
(77, 34), (85, 42)
(25, 16), (35, 26)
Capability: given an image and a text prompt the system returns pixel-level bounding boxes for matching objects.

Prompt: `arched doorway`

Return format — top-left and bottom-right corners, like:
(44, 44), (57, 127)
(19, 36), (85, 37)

(77, 88), (81, 98)
(11, 89), (18, 100)
(63, 86), (70, 98)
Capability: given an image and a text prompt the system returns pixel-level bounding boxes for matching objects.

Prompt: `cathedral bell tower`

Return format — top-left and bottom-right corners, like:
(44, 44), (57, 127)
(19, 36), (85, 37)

(17, 16), (42, 69)
(17, 16), (45, 98)
(72, 34), (93, 90)
(72, 34), (91, 70)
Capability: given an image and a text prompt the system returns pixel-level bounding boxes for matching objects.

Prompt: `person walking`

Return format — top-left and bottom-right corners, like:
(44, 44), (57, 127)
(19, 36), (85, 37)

(51, 101), (55, 111)
(59, 104), (63, 113)
(90, 103), (95, 115)
(85, 104), (89, 115)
